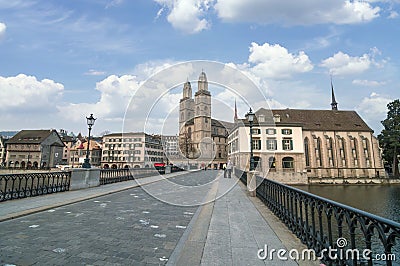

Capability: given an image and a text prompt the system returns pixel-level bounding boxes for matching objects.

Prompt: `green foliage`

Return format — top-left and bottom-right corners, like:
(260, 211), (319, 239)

(378, 99), (400, 175)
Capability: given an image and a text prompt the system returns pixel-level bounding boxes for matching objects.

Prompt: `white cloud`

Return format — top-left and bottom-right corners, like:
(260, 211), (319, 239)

(356, 92), (393, 132)
(214, 0), (380, 25)
(154, 0), (211, 33)
(0, 74), (63, 111)
(388, 10), (399, 18)
(352, 79), (386, 86)
(84, 69), (107, 76)
(59, 74), (141, 122)
(0, 22), (6, 40)
(320, 51), (374, 75)
(247, 42), (313, 79)
(105, 0), (124, 9)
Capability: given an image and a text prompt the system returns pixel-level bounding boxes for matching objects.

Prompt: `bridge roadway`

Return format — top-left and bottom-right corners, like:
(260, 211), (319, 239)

(0, 170), (317, 266)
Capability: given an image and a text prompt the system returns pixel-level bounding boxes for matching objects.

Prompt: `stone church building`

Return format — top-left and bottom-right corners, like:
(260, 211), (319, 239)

(228, 86), (386, 184)
(178, 71), (233, 169)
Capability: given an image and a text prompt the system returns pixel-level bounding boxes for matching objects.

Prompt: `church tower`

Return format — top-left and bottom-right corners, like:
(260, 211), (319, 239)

(179, 80), (195, 132)
(193, 71), (212, 156)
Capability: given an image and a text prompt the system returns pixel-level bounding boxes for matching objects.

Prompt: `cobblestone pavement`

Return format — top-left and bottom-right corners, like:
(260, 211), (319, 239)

(0, 171), (219, 266)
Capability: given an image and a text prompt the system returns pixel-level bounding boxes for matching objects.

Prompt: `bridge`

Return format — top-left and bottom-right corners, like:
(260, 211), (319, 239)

(0, 169), (399, 265)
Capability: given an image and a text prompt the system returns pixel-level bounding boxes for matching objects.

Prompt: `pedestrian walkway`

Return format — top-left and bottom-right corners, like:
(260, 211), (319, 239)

(168, 172), (318, 266)
(0, 170), (319, 265)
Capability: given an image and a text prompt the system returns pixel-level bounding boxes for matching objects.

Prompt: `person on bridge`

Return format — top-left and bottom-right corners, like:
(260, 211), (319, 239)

(226, 159), (233, 178)
(223, 163), (227, 178)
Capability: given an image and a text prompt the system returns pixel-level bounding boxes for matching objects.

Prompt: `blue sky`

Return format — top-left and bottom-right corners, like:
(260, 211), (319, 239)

(0, 0), (399, 136)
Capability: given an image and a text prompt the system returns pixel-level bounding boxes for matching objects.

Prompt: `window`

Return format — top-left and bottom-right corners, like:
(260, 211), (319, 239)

(252, 128), (261, 134)
(282, 138), (293, 150)
(269, 157), (276, 169)
(304, 138), (310, 167)
(267, 139), (277, 150)
(327, 137), (334, 167)
(282, 157), (294, 169)
(315, 137), (322, 167)
(282, 129), (292, 135)
(252, 139), (261, 150)
(266, 128), (276, 135)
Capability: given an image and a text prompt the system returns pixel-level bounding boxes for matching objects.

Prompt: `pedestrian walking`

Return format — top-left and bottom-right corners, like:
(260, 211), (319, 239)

(223, 163), (227, 178)
(226, 159), (233, 178)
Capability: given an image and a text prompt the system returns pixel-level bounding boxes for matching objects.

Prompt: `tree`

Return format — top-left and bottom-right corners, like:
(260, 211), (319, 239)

(378, 99), (400, 177)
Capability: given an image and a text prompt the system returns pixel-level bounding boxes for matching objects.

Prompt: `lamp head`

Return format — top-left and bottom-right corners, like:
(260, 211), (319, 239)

(245, 108), (255, 123)
(86, 114), (96, 128)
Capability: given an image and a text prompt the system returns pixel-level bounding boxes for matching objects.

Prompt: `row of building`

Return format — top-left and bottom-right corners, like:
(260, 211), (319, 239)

(0, 130), (179, 169)
(0, 70), (388, 182)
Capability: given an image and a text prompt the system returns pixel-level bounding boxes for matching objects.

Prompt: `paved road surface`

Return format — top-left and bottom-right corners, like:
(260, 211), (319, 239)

(0, 171), (219, 265)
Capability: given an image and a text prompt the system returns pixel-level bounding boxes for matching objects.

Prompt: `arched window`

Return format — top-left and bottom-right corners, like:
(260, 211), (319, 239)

(188, 127), (192, 139)
(268, 157), (276, 169)
(196, 106), (200, 115)
(327, 137), (334, 167)
(304, 137), (310, 167)
(362, 137), (371, 167)
(352, 138), (359, 167)
(339, 137), (346, 167)
(282, 157), (294, 169)
(315, 137), (322, 167)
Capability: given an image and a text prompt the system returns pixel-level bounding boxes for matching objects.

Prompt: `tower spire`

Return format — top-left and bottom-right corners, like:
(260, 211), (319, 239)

(330, 76), (338, 110)
(234, 98), (238, 121)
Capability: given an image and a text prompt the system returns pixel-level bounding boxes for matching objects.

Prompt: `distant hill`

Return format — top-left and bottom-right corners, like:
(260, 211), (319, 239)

(0, 131), (18, 139)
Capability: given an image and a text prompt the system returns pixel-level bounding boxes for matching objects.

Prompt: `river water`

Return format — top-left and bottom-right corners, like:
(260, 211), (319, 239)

(293, 184), (400, 223)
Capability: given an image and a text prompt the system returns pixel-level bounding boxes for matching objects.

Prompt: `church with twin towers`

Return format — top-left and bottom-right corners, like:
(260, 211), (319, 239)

(176, 70), (385, 182)
(178, 71), (233, 169)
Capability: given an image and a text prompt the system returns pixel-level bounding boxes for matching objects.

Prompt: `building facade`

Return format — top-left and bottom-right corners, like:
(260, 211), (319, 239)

(59, 129), (76, 165)
(5, 130), (65, 168)
(101, 132), (163, 169)
(69, 139), (102, 168)
(161, 135), (179, 162)
(228, 108), (385, 183)
(178, 71), (233, 169)
(0, 137), (7, 167)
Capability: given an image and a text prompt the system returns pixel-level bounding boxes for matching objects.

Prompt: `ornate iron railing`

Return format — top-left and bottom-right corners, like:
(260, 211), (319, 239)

(254, 175), (400, 265)
(0, 172), (71, 202)
(100, 168), (158, 185)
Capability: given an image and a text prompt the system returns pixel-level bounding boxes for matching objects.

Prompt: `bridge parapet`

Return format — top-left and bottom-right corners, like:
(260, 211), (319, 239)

(235, 169), (400, 265)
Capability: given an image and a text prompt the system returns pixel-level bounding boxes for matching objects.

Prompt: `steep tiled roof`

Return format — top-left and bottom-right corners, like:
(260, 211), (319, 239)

(7, 130), (55, 144)
(255, 108), (372, 132)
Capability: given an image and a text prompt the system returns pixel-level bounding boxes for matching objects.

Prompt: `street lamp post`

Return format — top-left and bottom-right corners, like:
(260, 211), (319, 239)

(245, 108), (255, 171)
(82, 114), (96, 169)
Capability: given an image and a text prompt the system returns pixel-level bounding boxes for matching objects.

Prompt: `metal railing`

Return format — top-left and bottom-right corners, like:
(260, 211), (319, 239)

(254, 175), (400, 265)
(0, 172), (71, 202)
(234, 168), (247, 185)
(231, 169), (400, 265)
(99, 168), (158, 185)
